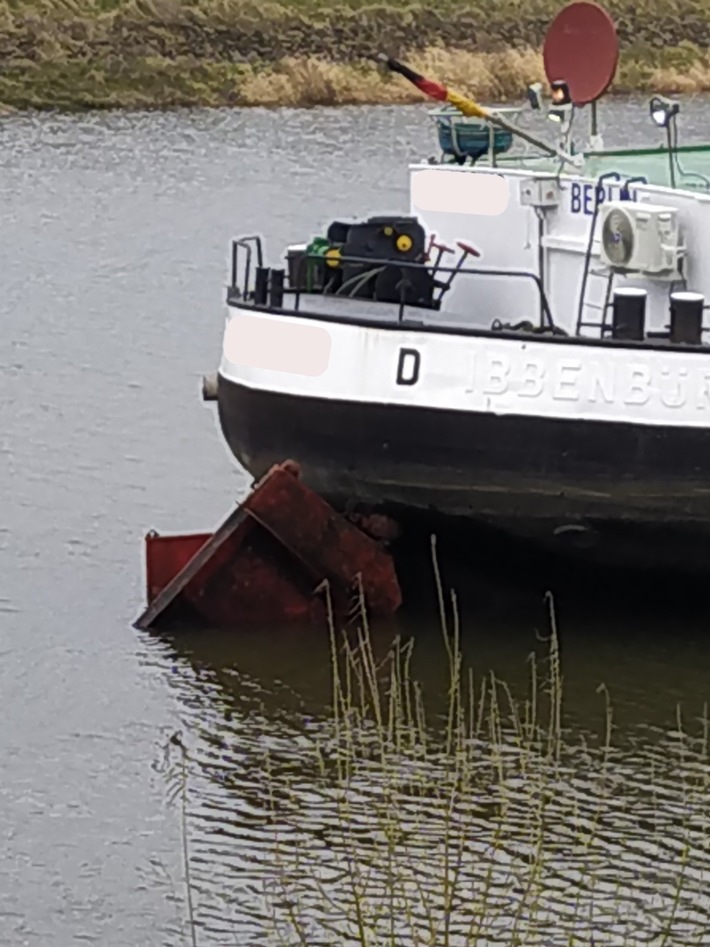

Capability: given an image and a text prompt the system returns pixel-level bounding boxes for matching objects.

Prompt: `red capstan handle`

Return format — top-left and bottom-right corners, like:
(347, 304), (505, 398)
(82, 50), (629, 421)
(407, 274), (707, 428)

(424, 233), (455, 262)
(456, 240), (481, 258)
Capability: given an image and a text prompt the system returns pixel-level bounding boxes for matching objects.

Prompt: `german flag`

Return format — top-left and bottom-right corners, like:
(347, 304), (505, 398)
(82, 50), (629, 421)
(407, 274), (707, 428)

(380, 53), (578, 166)
(380, 56), (490, 119)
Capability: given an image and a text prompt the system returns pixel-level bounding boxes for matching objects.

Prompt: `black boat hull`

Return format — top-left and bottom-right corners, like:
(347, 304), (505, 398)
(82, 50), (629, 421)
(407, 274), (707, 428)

(216, 373), (710, 576)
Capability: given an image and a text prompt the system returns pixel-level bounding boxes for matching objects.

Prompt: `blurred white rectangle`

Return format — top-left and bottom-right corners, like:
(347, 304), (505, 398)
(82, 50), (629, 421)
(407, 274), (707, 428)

(224, 309), (332, 377)
(411, 168), (509, 216)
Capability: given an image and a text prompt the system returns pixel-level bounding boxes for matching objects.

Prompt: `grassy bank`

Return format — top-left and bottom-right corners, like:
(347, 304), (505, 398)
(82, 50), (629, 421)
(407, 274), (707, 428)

(3, 0), (710, 110)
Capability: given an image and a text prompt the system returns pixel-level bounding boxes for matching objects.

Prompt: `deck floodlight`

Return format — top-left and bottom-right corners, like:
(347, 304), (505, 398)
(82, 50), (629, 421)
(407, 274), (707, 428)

(649, 94), (681, 188)
(527, 82), (543, 110)
(548, 80), (573, 123)
(650, 95), (680, 128)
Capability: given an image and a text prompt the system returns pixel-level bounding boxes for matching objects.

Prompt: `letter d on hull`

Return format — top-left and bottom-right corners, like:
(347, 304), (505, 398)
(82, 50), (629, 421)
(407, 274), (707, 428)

(396, 348), (421, 386)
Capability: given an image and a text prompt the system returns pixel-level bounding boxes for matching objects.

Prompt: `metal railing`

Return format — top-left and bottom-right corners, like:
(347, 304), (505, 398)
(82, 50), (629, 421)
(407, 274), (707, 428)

(229, 235), (264, 300)
(227, 240), (556, 332)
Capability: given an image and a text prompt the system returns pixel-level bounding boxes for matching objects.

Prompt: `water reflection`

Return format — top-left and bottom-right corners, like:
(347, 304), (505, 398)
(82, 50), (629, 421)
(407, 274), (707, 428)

(140, 564), (710, 945)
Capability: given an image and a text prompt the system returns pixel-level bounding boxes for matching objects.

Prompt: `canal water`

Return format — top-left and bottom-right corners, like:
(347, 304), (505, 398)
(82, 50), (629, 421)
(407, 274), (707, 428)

(3, 97), (710, 945)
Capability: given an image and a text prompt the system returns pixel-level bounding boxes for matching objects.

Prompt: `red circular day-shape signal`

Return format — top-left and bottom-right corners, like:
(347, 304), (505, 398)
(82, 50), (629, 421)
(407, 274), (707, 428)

(543, 2), (619, 105)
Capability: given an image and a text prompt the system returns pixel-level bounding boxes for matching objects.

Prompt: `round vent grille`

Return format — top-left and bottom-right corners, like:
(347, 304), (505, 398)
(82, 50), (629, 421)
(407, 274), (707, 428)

(602, 207), (635, 266)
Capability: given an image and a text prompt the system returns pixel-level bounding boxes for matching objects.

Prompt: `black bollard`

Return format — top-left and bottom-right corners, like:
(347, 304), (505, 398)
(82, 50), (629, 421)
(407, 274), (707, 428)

(612, 287), (647, 341)
(670, 291), (704, 344)
(254, 266), (270, 306)
(270, 268), (285, 309)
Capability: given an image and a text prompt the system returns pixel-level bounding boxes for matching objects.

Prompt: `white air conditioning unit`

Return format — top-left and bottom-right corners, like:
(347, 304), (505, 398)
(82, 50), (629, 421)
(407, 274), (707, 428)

(599, 201), (682, 277)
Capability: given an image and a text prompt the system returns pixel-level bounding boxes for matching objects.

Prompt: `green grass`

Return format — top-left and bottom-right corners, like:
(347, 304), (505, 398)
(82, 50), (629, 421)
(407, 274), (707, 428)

(2, 0), (710, 109)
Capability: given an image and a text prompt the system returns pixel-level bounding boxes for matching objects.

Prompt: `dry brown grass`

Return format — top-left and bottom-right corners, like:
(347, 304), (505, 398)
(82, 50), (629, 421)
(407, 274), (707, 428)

(650, 64), (710, 95)
(240, 47), (548, 108)
(237, 44), (710, 108)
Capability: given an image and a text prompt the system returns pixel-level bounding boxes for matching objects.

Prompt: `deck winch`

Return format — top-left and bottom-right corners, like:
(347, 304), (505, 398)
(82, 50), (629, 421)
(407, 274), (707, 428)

(283, 215), (482, 311)
(288, 215), (435, 306)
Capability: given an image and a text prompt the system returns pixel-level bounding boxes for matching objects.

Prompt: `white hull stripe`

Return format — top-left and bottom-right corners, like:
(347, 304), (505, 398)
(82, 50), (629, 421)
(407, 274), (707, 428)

(219, 305), (710, 430)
